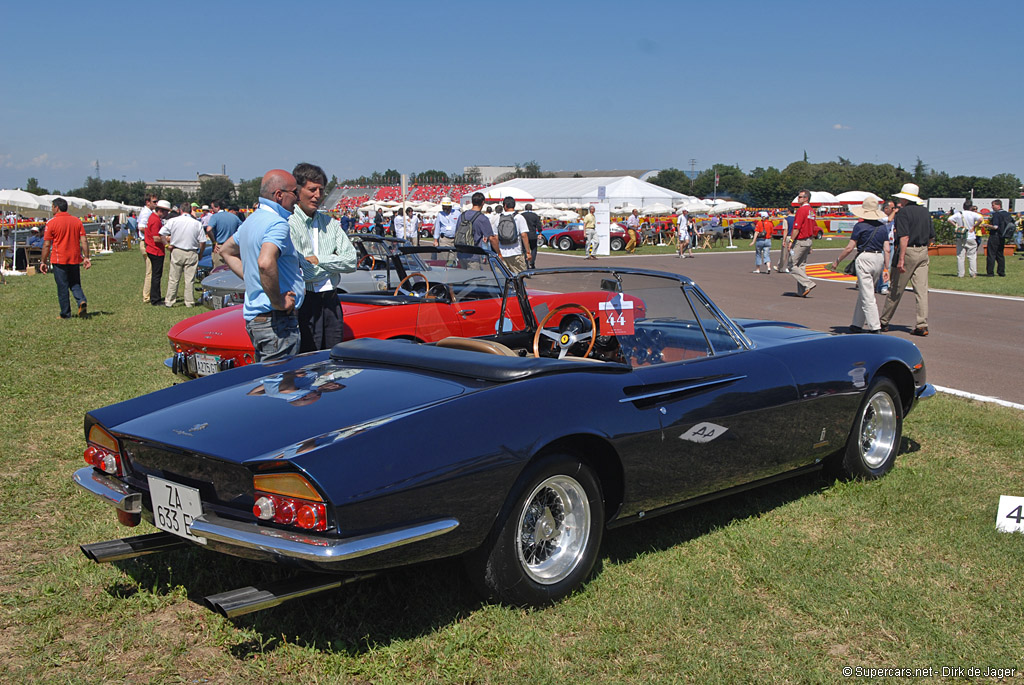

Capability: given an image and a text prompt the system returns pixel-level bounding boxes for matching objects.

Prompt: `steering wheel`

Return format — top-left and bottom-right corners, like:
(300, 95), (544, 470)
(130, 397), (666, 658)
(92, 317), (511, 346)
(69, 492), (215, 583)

(426, 282), (454, 302)
(394, 272), (430, 297)
(357, 254), (379, 270)
(532, 303), (597, 359)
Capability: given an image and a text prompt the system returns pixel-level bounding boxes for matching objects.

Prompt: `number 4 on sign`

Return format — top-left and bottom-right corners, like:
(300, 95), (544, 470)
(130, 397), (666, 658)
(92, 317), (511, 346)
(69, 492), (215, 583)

(996, 495), (1024, 533)
(598, 297), (634, 335)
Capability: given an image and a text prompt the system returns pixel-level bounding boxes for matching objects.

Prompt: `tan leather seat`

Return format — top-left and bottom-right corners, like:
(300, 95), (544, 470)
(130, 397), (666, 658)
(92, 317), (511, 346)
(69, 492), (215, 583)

(435, 336), (518, 357)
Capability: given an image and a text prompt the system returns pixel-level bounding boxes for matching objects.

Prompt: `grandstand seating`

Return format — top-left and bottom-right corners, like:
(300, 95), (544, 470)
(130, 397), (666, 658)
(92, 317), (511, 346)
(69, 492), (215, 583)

(329, 183), (485, 212)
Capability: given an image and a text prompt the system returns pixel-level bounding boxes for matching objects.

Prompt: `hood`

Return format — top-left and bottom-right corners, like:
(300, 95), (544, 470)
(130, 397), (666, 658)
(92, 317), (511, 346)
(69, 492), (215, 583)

(733, 319), (830, 348)
(167, 305), (251, 351)
(99, 357), (467, 463)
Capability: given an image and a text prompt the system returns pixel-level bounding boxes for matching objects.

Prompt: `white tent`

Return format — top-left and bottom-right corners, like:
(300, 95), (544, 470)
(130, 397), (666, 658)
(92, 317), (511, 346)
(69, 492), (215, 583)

(462, 176), (697, 209)
(834, 190), (882, 205)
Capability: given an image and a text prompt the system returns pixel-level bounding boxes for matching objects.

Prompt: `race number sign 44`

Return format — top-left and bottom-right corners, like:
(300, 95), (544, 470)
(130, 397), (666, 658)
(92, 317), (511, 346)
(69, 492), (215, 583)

(599, 297), (634, 335)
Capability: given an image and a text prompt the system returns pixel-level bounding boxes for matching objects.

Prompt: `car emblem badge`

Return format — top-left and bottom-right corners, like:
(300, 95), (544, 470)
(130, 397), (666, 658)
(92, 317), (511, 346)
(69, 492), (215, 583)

(173, 422), (209, 437)
(560, 333), (570, 345)
(679, 422), (727, 443)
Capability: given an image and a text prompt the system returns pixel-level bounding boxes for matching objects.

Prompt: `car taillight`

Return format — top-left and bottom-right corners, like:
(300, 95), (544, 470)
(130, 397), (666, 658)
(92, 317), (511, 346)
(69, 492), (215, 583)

(84, 425), (125, 476)
(252, 473), (327, 532)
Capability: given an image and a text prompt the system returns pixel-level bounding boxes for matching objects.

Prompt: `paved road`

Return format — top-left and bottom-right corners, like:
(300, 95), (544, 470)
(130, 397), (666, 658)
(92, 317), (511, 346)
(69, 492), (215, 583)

(536, 246), (1024, 407)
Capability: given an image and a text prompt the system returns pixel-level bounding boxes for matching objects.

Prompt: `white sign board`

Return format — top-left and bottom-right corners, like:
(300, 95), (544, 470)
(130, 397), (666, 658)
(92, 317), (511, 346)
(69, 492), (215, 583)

(996, 495), (1024, 533)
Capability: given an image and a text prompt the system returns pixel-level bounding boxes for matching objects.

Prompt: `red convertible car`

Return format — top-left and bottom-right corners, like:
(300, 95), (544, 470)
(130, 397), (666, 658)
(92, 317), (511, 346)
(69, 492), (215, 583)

(168, 244), (639, 378)
(539, 223), (628, 252)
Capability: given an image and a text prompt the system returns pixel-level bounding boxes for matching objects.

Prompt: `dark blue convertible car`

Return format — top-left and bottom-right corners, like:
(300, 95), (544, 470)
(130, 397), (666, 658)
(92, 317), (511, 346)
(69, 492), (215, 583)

(75, 266), (934, 616)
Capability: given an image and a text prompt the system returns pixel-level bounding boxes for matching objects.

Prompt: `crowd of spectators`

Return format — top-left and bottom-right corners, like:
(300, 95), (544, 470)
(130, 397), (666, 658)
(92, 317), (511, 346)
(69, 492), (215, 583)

(330, 183), (485, 212)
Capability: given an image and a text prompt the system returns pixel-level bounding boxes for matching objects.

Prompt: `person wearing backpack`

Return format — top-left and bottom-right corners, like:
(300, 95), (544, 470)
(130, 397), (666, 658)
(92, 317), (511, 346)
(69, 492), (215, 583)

(454, 192), (497, 254)
(496, 196), (531, 274)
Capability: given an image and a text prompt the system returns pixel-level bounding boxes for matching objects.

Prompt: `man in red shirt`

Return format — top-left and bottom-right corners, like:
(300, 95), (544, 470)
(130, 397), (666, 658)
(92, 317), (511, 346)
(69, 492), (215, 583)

(40, 197), (91, 318)
(145, 200), (171, 305)
(788, 189), (818, 296)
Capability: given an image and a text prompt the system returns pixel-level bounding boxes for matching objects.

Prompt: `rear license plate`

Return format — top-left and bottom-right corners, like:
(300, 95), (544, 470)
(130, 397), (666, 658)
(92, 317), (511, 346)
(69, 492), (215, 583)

(147, 475), (207, 544)
(195, 354), (220, 376)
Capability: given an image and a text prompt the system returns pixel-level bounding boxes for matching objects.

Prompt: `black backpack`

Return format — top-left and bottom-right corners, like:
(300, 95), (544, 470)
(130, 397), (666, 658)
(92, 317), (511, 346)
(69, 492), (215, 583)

(497, 212), (519, 246)
(454, 210), (478, 246)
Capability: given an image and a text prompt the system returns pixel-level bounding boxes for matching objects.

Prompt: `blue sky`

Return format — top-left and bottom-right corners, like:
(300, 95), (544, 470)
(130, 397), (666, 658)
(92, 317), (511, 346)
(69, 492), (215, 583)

(2, 0), (1020, 192)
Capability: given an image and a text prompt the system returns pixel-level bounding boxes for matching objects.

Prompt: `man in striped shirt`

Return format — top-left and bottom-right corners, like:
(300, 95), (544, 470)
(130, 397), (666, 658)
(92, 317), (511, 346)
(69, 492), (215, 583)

(288, 162), (357, 352)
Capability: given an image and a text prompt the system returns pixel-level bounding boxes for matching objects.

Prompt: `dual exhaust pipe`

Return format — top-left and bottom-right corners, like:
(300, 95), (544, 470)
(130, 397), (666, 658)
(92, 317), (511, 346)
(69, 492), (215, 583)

(80, 532), (374, 618)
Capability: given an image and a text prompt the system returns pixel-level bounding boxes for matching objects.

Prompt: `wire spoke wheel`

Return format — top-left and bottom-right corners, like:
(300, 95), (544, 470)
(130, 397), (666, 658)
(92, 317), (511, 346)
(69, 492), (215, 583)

(516, 475), (591, 584)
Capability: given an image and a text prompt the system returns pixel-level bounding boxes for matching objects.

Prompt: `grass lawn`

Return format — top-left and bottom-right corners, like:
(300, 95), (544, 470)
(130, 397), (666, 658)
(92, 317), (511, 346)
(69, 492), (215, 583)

(927, 253), (1024, 296)
(2, 251), (1024, 681)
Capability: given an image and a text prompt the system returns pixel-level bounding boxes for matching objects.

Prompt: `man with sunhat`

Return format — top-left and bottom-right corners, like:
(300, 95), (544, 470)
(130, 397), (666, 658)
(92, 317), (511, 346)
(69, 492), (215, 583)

(879, 183), (934, 336)
(433, 196), (461, 249)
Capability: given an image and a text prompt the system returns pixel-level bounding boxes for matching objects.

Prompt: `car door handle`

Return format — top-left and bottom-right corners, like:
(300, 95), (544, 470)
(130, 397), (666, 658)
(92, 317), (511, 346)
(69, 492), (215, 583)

(458, 309), (476, 318)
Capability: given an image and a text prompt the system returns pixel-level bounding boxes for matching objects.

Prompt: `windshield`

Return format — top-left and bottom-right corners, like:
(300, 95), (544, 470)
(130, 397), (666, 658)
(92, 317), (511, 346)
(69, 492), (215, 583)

(513, 269), (749, 367)
(398, 246), (511, 302)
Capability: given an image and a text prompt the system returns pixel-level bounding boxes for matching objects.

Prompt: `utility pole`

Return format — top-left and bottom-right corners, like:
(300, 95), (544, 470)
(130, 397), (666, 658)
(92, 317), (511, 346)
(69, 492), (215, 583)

(688, 158), (697, 189)
(94, 159), (101, 181)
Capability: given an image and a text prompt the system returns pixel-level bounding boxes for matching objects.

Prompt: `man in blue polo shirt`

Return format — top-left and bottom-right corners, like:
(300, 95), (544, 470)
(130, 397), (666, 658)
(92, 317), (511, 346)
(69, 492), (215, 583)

(220, 169), (305, 361)
(206, 199), (242, 267)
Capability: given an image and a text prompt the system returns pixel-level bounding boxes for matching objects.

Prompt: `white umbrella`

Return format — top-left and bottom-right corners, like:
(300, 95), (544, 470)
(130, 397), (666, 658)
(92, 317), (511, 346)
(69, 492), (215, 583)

(792, 191), (838, 207)
(0, 189), (48, 217)
(677, 201), (711, 214)
(834, 190), (882, 205)
(641, 202), (674, 215)
(63, 196), (95, 217)
(615, 203), (640, 214)
(92, 199), (127, 216)
(553, 202), (571, 210)
(531, 201), (555, 210)
(707, 201), (746, 216)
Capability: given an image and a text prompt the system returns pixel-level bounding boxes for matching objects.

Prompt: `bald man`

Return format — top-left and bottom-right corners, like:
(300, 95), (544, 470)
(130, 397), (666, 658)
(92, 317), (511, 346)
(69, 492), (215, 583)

(220, 169), (305, 361)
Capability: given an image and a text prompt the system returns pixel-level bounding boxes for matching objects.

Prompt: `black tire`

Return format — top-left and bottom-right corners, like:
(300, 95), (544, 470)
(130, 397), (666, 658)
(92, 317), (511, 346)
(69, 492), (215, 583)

(610, 237), (625, 251)
(537, 235), (546, 248)
(835, 376), (902, 479)
(464, 454), (604, 606)
(815, 230), (823, 239)
(557, 236), (574, 251)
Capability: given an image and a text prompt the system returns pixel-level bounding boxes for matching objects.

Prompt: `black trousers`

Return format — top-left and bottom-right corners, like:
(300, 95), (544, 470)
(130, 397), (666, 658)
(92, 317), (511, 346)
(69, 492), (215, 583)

(987, 233), (1006, 276)
(297, 290), (344, 352)
(148, 253), (165, 303)
(527, 238), (538, 269)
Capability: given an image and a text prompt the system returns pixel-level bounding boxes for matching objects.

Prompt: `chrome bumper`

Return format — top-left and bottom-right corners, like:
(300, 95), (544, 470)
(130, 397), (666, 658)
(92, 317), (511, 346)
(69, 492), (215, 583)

(916, 383), (936, 401)
(72, 466), (459, 566)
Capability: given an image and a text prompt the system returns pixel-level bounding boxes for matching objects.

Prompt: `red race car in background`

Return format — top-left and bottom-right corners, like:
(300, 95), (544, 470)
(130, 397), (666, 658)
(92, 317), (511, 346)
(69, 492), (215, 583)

(167, 244), (644, 378)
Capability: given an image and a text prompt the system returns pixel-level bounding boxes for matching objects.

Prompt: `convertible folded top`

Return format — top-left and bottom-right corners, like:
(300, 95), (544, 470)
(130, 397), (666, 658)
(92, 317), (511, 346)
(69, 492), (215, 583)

(330, 337), (631, 383)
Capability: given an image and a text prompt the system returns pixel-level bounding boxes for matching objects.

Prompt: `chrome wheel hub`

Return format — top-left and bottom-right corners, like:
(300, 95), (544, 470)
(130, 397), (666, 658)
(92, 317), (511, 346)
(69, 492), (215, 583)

(517, 475), (591, 584)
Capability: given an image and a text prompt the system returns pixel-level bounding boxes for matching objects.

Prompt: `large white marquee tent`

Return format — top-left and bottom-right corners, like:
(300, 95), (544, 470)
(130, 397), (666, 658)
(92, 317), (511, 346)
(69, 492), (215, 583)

(460, 176), (698, 209)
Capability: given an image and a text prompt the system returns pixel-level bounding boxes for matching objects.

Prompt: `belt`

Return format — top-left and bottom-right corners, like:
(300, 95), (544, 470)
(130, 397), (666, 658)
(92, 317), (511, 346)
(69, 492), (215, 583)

(908, 244), (927, 248)
(251, 311), (292, 323)
(862, 250), (882, 253)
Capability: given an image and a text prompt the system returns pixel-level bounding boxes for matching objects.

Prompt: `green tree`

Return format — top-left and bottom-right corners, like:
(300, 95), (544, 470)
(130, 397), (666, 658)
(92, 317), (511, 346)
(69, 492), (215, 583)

(414, 169), (450, 184)
(327, 174), (338, 195)
(25, 177), (47, 195)
(647, 168), (695, 194)
(236, 178), (262, 208)
(198, 176), (235, 206)
(746, 167), (790, 207)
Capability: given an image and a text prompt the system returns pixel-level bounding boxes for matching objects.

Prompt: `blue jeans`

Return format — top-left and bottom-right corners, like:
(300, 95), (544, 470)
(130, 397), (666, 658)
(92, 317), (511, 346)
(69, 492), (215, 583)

(52, 263), (86, 318)
(755, 239), (770, 266)
(245, 312), (300, 362)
